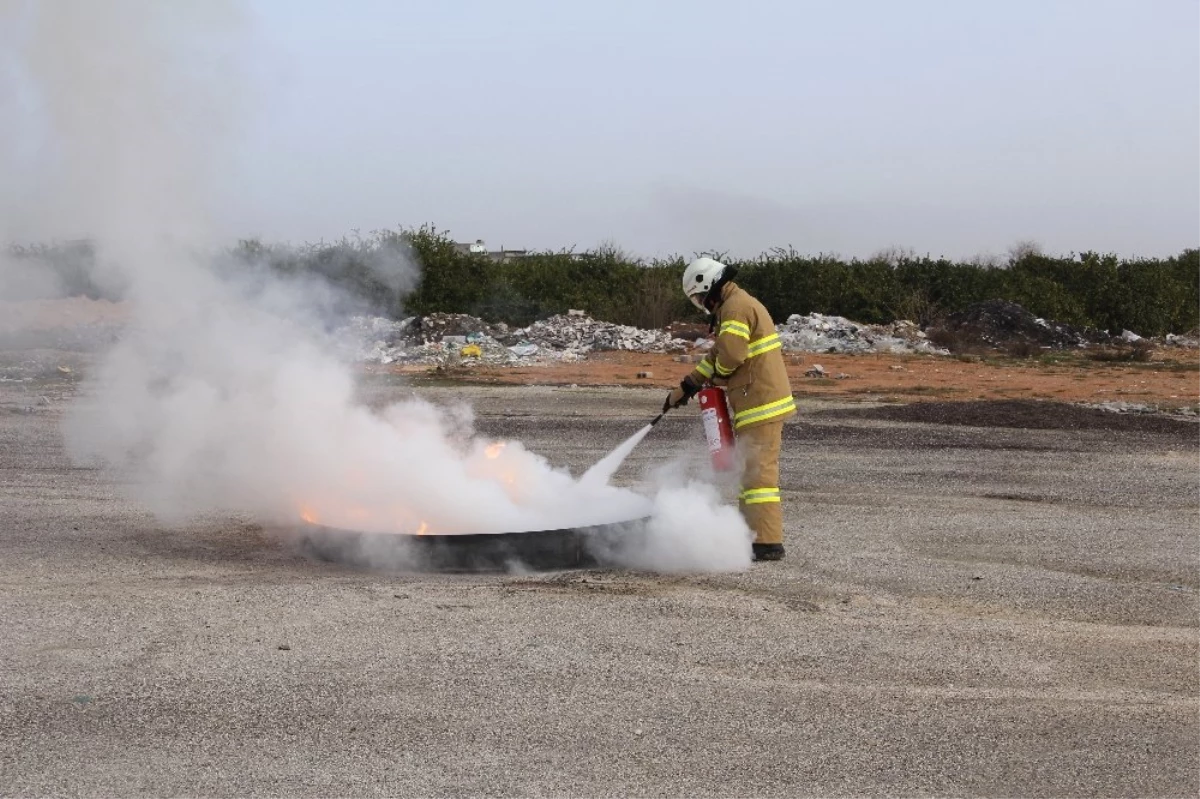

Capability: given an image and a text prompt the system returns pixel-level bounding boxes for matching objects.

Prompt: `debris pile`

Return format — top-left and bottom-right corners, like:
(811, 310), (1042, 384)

(339, 301), (1192, 368)
(410, 313), (508, 344)
(514, 313), (689, 355)
(339, 314), (409, 344)
(928, 300), (1109, 351)
(341, 310), (690, 367)
(335, 316), (415, 365)
(342, 328), (543, 368)
(1164, 332), (1200, 349)
(776, 313), (947, 355)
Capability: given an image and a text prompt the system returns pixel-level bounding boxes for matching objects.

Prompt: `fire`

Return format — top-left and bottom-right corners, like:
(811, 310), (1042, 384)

(478, 441), (523, 492)
(297, 498), (432, 537)
(293, 443), (519, 533)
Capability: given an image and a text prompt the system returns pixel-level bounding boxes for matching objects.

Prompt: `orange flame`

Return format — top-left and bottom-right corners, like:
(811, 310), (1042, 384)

(297, 498), (432, 537)
(484, 441), (506, 459)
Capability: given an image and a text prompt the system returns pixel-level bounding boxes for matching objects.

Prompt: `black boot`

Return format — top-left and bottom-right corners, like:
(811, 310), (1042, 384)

(752, 543), (785, 562)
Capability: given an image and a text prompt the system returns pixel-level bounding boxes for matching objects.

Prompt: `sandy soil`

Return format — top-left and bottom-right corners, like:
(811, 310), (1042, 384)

(0, 365), (1196, 797)
(384, 349), (1200, 410)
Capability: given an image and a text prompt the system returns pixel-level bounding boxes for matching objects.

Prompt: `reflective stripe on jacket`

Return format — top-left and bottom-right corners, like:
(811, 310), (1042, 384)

(689, 282), (796, 430)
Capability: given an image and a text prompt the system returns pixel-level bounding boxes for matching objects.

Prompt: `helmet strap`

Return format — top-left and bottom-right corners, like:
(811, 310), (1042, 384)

(703, 265), (736, 310)
(703, 280), (725, 311)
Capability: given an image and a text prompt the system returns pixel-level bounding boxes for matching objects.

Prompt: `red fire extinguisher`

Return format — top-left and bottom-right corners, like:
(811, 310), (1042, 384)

(697, 387), (736, 471)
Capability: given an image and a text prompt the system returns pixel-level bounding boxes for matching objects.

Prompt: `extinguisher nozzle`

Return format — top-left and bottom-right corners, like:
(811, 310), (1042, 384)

(649, 412), (665, 427)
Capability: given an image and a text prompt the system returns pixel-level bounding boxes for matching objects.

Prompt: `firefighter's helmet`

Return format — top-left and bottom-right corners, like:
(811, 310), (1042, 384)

(681, 257), (728, 312)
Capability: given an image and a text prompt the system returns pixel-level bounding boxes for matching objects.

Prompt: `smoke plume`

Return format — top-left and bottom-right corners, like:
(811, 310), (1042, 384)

(2, 1), (751, 571)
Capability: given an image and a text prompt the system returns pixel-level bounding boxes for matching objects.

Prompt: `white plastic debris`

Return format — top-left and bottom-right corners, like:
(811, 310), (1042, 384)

(1164, 333), (1200, 349)
(1082, 401), (1158, 414)
(511, 313), (689, 356)
(776, 313), (948, 355)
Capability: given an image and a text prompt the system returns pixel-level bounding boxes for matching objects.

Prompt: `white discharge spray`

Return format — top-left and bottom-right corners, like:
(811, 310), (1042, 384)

(1, 1), (752, 571)
(579, 423), (654, 486)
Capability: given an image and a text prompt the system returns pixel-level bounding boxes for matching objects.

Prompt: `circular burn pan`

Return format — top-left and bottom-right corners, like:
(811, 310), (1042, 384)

(297, 518), (649, 573)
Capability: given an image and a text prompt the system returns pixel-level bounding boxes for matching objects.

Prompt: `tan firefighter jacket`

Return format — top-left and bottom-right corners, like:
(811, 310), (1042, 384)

(688, 282), (796, 430)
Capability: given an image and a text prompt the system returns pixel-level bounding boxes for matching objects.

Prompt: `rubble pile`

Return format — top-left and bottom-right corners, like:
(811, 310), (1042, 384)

(335, 316), (414, 365)
(341, 309), (690, 367)
(340, 301), (1193, 368)
(341, 327), (542, 367)
(929, 300), (1109, 351)
(776, 313), (948, 355)
(410, 313), (509, 344)
(513, 312), (690, 355)
(1164, 332), (1200, 349)
(339, 315), (412, 344)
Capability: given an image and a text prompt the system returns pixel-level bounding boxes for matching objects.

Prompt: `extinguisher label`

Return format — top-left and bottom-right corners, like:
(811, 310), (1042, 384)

(701, 408), (724, 453)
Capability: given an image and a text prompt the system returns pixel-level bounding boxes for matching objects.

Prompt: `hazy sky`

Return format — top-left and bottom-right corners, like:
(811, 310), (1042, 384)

(110, 1), (1200, 258)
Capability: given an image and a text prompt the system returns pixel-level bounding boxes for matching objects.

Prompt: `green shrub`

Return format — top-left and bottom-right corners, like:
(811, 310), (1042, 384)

(9, 229), (1198, 337)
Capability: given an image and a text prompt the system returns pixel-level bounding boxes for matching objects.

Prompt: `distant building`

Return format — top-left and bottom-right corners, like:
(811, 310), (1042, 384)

(453, 239), (529, 264)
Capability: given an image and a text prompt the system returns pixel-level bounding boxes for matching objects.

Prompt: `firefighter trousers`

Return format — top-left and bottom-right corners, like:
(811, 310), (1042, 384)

(736, 418), (784, 545)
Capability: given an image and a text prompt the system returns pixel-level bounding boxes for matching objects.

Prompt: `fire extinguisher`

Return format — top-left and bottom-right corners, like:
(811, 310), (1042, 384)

(697, 387), (736, 471)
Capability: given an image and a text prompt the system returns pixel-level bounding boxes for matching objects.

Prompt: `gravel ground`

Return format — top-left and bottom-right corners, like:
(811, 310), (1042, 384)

(0, 372), (1197, 798)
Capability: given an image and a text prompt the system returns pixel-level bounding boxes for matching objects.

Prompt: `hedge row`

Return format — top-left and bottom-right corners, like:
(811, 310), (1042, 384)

(381, 227), (1198, 337)
(9, 227), (1198, 337)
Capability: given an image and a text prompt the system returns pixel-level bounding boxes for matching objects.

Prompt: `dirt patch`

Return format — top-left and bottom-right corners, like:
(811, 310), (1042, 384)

(819, 399), (1200, 435)
(384, 349), (1200, 410)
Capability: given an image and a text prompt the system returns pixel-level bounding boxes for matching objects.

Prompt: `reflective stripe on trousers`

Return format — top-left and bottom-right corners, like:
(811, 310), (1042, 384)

(740, 487), (781, 504)
(736, 418), (785, 546)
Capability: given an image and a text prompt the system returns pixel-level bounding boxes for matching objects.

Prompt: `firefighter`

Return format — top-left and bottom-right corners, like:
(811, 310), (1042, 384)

(664, 257), (796, 561)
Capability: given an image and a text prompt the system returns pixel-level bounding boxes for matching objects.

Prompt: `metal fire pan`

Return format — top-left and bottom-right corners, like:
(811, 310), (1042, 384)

(296, 517), (649, 573)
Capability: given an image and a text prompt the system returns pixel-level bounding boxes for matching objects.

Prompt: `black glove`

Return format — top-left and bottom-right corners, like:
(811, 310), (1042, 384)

(663, 376), (701, 412)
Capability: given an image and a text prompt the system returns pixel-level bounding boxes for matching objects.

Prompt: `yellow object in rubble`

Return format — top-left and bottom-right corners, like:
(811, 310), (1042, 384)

(460, 344), (482, 358)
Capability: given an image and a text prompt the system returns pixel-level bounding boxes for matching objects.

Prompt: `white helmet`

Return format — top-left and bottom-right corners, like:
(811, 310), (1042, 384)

(681, 257), (728, 312)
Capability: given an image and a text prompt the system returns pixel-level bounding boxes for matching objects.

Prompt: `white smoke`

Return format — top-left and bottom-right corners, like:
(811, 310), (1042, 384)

(595, 481), (752, 573)
(2, 0), (752, 572)
(0, 251), (61, 301)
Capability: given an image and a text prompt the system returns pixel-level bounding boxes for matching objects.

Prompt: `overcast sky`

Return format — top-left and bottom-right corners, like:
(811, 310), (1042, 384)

(63, 1), (1200, 258)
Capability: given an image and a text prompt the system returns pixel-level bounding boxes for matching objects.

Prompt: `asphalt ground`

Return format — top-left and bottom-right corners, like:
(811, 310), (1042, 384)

(1, 373), (1197, 798)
